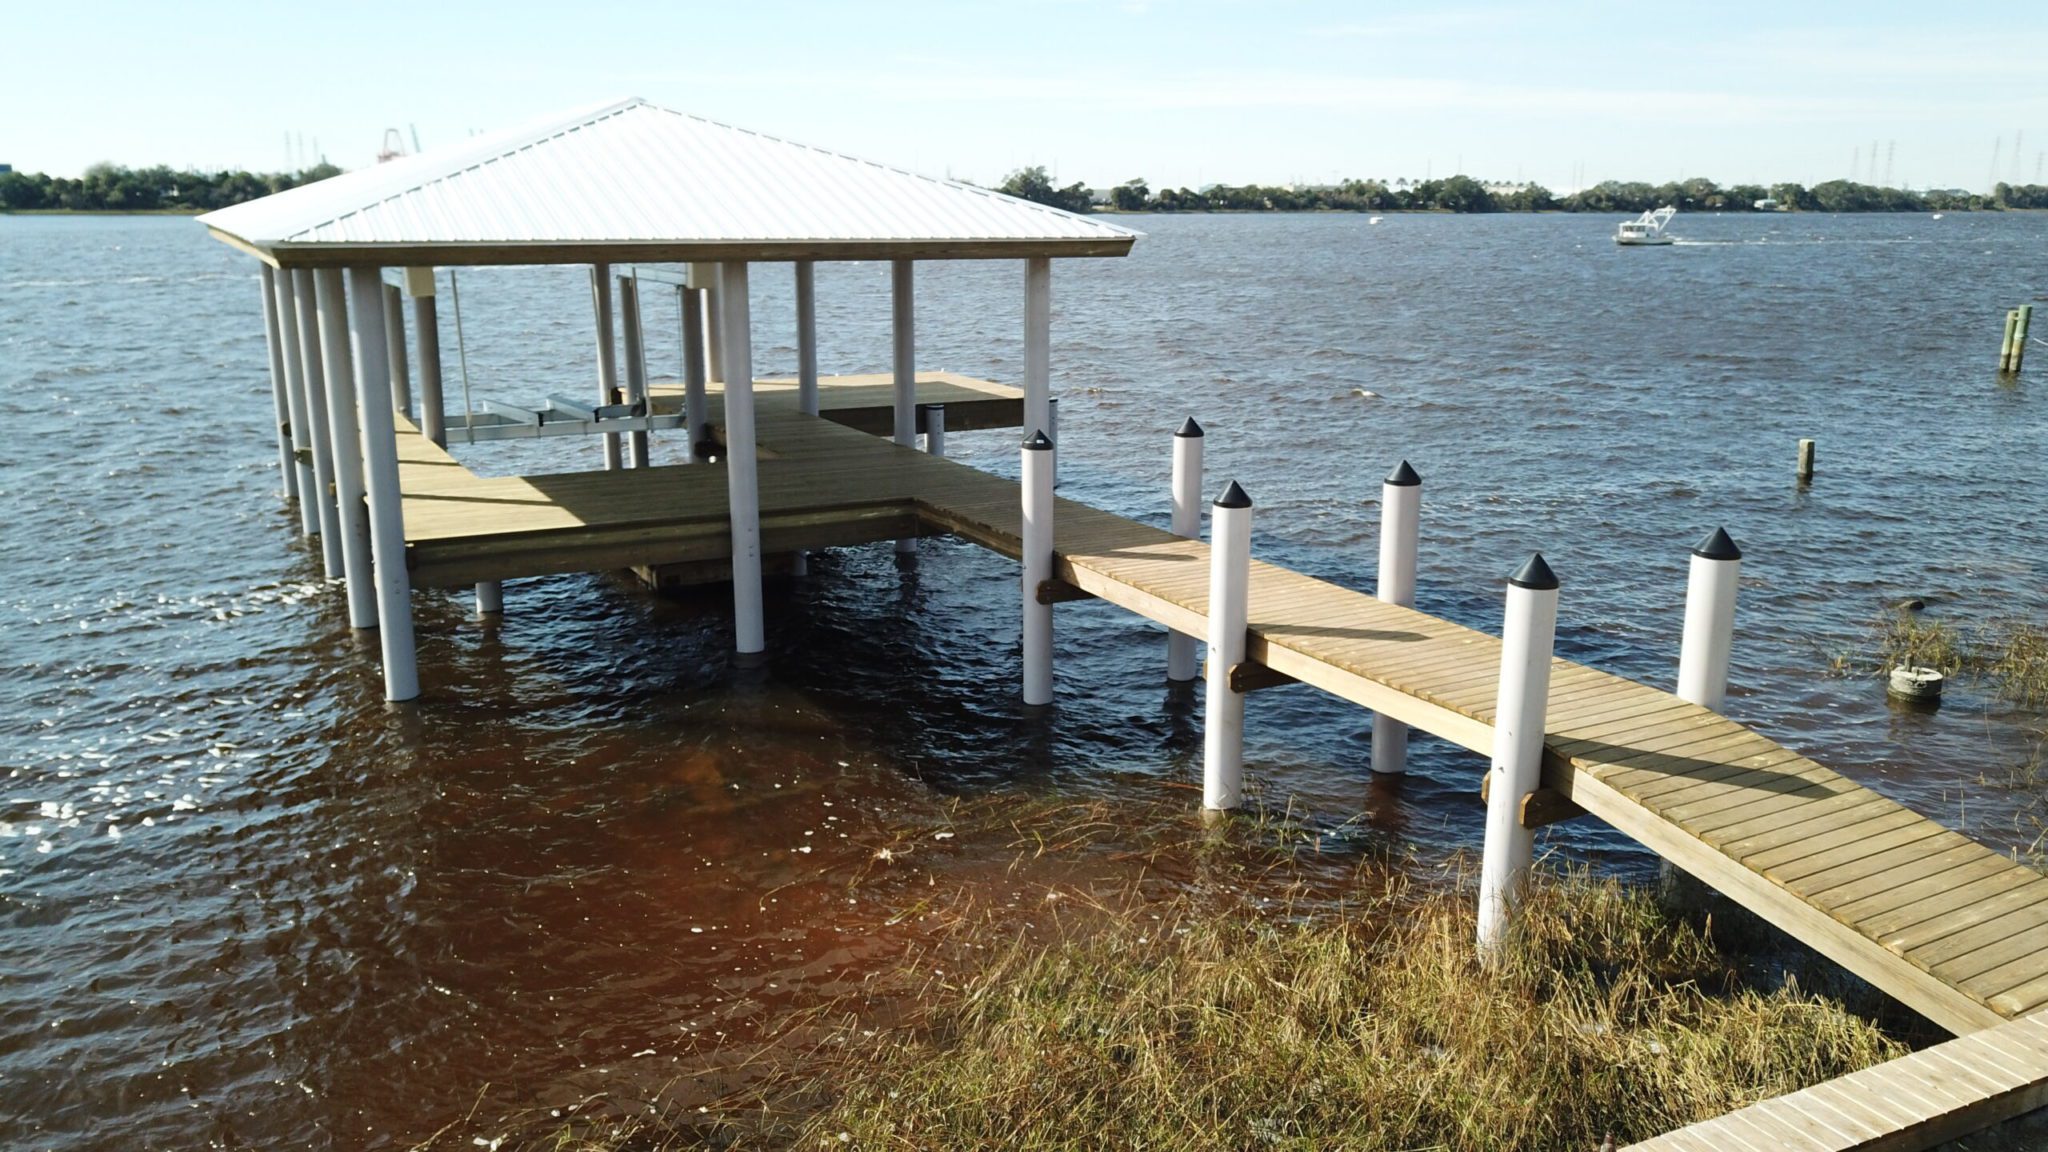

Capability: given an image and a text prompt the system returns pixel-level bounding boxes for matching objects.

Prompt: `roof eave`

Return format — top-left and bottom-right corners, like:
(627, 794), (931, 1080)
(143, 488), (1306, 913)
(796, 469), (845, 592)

(250, 236), (1137, 268)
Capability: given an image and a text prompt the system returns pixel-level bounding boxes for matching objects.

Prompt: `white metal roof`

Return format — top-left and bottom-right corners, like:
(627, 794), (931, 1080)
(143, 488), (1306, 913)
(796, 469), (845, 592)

(201, 98), (1137, 266)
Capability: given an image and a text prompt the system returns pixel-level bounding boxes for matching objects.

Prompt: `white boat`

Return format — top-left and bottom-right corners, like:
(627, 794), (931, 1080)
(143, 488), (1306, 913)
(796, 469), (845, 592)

(1615, 206), (1677, 246)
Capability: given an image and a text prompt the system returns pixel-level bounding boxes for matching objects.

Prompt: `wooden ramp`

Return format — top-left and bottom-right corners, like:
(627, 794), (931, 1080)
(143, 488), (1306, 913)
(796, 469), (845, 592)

(397, 388), (2048, 1037)
(1624, 1012), (2048, 1151)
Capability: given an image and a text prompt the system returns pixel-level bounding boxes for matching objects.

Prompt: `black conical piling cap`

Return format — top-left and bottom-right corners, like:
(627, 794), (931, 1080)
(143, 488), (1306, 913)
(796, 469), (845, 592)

(1176, 416), (1204, 438)
(1214, 480), (1253, 509)
(1509, 552), (1559, 591)
(1024, 430), (1053, 450)
(1386, 460), (1421, 487)
(1692, 526), (1741, 561)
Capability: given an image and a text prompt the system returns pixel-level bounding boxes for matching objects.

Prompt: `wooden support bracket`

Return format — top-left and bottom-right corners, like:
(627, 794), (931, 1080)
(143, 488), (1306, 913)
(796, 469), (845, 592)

(1036, 579), (1094, 605)
(1227, 661), (1298, 693)
(1479, 773), (1588, 829)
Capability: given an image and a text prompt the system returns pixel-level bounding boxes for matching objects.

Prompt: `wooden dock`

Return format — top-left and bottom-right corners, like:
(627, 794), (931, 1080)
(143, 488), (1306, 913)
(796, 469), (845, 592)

(397, 374), (2048, 1137)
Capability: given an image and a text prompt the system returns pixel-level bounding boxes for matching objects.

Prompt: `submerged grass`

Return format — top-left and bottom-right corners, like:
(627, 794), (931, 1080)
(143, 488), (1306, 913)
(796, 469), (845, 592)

(1846, 608), (2048, 708)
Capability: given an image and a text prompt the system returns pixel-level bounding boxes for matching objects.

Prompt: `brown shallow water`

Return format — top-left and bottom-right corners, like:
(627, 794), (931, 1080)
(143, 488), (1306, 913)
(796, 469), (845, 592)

(2, 211), (2046, 1148)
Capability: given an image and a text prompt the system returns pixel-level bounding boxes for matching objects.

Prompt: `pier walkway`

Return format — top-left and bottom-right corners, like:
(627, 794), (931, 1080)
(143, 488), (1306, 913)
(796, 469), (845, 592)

(399, 376), (2048, 1038)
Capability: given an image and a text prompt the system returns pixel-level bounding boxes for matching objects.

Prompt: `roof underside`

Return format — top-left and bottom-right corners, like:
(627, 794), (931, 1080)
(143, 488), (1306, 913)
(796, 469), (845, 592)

(200, 99), (1137, 267)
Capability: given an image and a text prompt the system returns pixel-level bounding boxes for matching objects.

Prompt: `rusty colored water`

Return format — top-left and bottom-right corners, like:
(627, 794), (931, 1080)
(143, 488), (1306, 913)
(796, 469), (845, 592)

(3, 212), (2045, 1148)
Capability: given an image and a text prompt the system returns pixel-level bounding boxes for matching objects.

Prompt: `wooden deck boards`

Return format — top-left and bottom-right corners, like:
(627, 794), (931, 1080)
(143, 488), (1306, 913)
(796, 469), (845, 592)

(394, 394), (2046, 1037)
(1623, 1013), (2048, 1152)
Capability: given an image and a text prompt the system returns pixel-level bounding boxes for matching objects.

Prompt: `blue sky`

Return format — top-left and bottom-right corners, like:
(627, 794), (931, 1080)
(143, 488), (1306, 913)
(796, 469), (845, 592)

(6, 1), (2044, 191)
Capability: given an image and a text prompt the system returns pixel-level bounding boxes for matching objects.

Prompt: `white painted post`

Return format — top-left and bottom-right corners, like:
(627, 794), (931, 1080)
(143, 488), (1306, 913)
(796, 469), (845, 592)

(1372, 461), (1422, 774)
(796, 260), (819, 417)
(408, 270), (446, 448)
(892, 259), (917, 555)
(1167, 418), (1204, 682)
(591, 263), (621, 470)
(259, 267), (298, 501)
(1021, 431), (1056, 705)
(475, 580), (503, 616)
(382, 283), (411, 420)
(618, 274), (650, 468)
(292, 269), (343, 576)
(1204, 481), (1253, 810)
(680, 286), (709, 463)
(720, 262), (765, 656)
(272, 269), (317, 533)
(1678, 528), (1741, 711)
(347, 267), (419, 702)
(1477, 553), (1559, 957)
(923, 403), (946, 457)
(692, 262), (723, 385)
(1023, 257), (1052, 442)
(314, 268), (377, 629)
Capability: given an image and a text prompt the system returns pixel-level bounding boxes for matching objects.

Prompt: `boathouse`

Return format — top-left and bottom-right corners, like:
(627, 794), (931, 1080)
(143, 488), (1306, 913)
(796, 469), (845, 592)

(205, 99), (2048, 1148)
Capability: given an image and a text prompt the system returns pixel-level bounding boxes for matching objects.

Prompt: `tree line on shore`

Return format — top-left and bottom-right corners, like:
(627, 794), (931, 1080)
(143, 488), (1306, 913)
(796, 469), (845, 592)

(5, 160), (2046, 216)
(0, 163), (343, 212)
(997, 166), (2048, 215)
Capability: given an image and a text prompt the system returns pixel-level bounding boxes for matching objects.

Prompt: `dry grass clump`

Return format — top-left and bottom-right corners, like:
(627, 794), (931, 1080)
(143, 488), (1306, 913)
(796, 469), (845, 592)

(750, 870), (1900, 1151)
(1853, 609), (2048, 708)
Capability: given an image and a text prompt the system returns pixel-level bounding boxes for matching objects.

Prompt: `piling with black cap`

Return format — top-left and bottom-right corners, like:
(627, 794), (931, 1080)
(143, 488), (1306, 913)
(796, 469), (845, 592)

(1203, 481), (1254, 810)
(1167, 418), (1205, 682)
(1021, 430), (1056, 705)
(1372, 461), (1422, 775)
(1478, 552), (1559, 956)
(1678, 528), (1741, 711)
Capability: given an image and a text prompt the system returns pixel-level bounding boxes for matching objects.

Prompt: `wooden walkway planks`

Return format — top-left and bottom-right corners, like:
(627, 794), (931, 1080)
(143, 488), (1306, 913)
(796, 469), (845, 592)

(393, 391), (2048, 1037)
(1623, 1012), (2048, 1151)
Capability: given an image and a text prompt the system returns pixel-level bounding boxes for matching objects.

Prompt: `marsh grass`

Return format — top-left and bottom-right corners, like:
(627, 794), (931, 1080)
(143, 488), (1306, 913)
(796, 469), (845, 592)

(1848, 609), (2048, 708)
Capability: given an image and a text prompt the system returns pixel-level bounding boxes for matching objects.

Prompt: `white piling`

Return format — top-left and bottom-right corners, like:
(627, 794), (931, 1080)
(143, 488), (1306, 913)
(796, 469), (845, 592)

(680, 285), (709, 463)
(259, 267), (298, 501)
(591, 263), (621, 470)
(1677, 528), (1741, 711)
(410, 275), (446, 448)
(796, 260), (819, 417)
(1167, 418), (1204, 682)
(347, 267), (419, 702)
(1372, 461), (1422, 774)
(1023, 257), (1052, 441)
(923, 403), (947, 457)
(893, 259), (917, 554)
(1477, 553), (1559, 956)
(292, 268), (343, 576)
(619, 274), (650, 468)
(315, 268), (377, 629)
(720, 262), (765, 655)
(271, 269), (317, 532)
(475, 580), (503, 616)
(381, 283), (411, 420)
(1203, 481), (1253, 811)
(1021, 431), (1056, 705)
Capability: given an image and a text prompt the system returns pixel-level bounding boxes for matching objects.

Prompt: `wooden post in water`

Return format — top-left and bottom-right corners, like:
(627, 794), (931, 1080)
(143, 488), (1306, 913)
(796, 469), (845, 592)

(381, 283), (411, 420)
(795, 260), (819, 417)
(2015, 305), (2034, 376)
(618, 273), (650, 468)
(1373, 461), (1422, 774)
(1477, 553), (1558, 956)
(346, 266), (419, 702)
(271, 270), (317, 533)
(1204, 481), (1253, 811)
(259, 267), (298, 502)
(2000, 310), (2020, 373)
(922, 403), (946, 457)
(893, 260), (918, 554)
(1167, 418), (1205, 683)
(1796, 438), (1815, 484)
(720, 262), (765, 657)
(292, 269), (343, 577)
(315, 267), (377, 630)
(407, 269), (446, 448)
(1021, 431), (1056, 705)
(590, 264), (621, 470)
(475, 580), (503, 616)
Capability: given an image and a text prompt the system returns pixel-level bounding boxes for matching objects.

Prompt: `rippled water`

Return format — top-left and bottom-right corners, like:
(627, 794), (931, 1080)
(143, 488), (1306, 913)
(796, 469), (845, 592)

(3, 211), (2045, 1149)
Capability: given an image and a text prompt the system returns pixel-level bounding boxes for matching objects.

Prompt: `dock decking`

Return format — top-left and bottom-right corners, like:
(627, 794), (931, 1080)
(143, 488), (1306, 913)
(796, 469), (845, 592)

(400, 375), (2048, 1039)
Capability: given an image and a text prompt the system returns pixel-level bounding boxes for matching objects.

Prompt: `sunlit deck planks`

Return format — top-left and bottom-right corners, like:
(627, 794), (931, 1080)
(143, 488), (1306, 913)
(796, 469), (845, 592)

(396, 387), (2048, 1037)
(1623, 1012), (2048, 1151)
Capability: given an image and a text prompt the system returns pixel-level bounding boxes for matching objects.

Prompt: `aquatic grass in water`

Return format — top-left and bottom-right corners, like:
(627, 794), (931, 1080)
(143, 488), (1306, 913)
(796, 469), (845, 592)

(1845, 608), (2048, 708)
